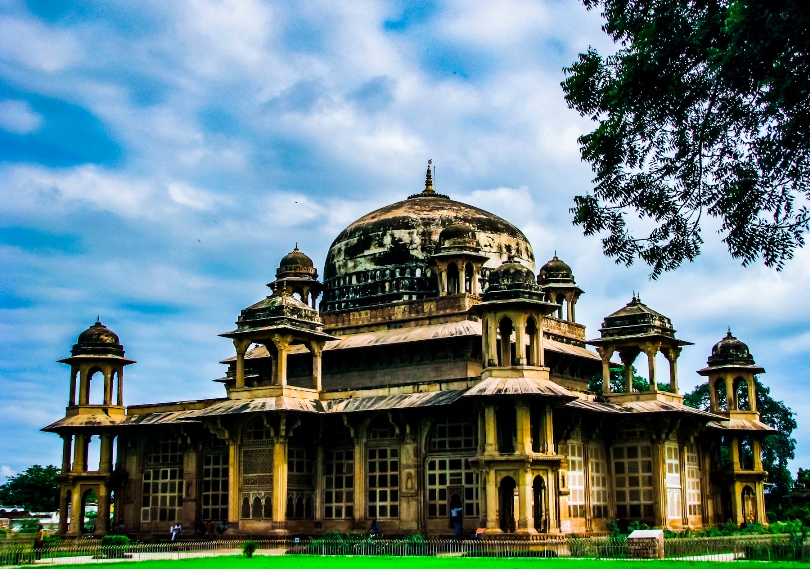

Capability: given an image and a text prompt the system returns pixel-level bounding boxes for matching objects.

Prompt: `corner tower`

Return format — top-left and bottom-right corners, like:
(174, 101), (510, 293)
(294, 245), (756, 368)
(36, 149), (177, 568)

(44, 320), (134, 536)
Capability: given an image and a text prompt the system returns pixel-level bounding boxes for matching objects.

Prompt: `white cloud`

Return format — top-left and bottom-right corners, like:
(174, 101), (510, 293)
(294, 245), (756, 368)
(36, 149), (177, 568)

(0, 465), (14, 478)
(0, 16), (83, 71)
(0, 99), (43, 134)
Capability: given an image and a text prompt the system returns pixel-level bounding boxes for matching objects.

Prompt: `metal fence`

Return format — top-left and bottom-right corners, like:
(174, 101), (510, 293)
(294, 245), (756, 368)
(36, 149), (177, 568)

(1, 535), (808, 566)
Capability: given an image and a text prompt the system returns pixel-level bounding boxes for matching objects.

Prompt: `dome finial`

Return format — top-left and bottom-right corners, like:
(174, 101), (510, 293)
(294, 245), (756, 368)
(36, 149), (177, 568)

(727, 326), (733, 337)
(424, 159), (434, 194)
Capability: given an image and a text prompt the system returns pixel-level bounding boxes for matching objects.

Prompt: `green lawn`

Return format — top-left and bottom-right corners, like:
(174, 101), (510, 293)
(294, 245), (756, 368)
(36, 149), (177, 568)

(66, 556), (810, 569)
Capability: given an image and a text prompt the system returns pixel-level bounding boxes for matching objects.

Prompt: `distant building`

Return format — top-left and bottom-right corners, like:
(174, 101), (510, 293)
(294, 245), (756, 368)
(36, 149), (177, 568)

(44, 166), (772, 537)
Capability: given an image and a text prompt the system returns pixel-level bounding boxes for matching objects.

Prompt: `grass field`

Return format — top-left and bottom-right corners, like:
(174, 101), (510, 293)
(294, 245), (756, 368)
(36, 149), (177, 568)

(61, 556), (810, 569)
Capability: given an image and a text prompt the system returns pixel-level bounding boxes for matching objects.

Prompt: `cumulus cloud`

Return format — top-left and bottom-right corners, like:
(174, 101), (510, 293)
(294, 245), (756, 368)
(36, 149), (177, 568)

(0, 465), (14, 478)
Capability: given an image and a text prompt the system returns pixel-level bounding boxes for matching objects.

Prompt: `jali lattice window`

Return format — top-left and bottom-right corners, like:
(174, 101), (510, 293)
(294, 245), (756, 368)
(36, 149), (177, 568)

(686, 444), (702, 516)
(613, 424), (654, 519)
(141, 468), (183, 522)
(426, 457), (479, 518)
(148, 440), (181, 465)
(202, 453), (228, 522)
(665, 443), (682, 518)
(567, 442), (585, 517)
(367, 447), (399, 518)
(429, 418), (477, 452)
(589, 444), (609, 518)
(287, 447), (315, 520)
(324, 449), (354, 519)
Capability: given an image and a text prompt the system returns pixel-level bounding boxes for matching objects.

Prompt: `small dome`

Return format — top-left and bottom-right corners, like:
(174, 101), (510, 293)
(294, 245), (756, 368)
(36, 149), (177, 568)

(72, 320), (125, 357)
(276, 245), (318, 280)
(492, 261), (536, 287)
(279, 245), (313, 269)
(538, 255), (574, 284)
(707, 329), (755, 367)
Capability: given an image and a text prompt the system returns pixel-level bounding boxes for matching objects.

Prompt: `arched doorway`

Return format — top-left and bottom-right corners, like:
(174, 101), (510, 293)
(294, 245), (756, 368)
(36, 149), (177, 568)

(742, 486), (757, 523)
(533, 475), (547, 533)
(498, 476), (516, 533)
(447, 263), (459, 295)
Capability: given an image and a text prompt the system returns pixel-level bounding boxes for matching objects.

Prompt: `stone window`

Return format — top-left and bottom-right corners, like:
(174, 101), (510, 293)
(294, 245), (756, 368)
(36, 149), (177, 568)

(665, 443), (682, 518)
(324, 449), (354, 519)
(202, 447), (229, 523)
(286, 446), (315, 520)
(367, 447), (399, 518)
(612, 424), (654, 519)
(429, 418), (477, 452)
(567, 442), (586, 517)
(148, 439), (181, 465)
(686, 444), (702, 516)
(426, 457), (479, 518)
(589, 444), (609, 518)
(141, 468), (183, 522)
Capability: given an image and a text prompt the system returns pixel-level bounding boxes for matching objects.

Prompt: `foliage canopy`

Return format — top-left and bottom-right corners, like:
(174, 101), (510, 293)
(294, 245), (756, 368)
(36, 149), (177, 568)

(563, 0), (810, 277)
(0, 465), (60, 512)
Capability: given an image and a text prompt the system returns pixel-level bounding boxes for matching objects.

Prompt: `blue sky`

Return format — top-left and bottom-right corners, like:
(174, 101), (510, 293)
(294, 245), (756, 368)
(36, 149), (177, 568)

(1, 0), (808, 479)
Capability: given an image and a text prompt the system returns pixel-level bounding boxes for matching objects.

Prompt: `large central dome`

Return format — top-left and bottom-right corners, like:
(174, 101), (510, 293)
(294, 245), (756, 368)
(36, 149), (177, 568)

(322, 184), (535, 311)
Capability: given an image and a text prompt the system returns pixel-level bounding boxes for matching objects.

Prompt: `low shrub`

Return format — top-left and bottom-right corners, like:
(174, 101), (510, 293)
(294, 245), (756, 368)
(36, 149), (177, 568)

(242, 540), (258, 558)
(101, 534), (130, 559)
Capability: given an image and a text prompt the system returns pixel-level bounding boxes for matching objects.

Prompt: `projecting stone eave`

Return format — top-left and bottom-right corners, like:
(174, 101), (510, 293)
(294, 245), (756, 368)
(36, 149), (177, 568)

(696, 363), (765, 376)
(586, 333), (693, 346)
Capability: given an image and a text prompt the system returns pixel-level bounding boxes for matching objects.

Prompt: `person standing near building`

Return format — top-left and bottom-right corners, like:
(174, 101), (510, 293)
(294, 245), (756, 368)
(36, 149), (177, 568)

(33, 524), (45, 560)
(450, 507), (463, 539)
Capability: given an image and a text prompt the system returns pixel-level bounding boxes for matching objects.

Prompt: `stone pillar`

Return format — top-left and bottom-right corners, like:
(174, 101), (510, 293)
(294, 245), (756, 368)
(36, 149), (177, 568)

(78, 368), (89, 405)
(538, 317), (545, 367)
(273, 438), (288, 525)
(273, 335), (292, 387)
(459, 263), (466, 295)
(619, 350), (638, 393)
(59, 488), (70, 534)
(61, 434), (73, 473)
(486, 315), (498, 367)
(484, 404), (497, 455)
(307, 341), (324, 391)
(233, 339), (251, 389)
(752, 438), (763, 471)
(724, 375), (735, 410)
(68, 484), (82, 536)
(514, 315), (526, 365)
(597, 347), (612, 396)
(96, 483), (109, 535)
(99, 433), (113, 473)
(116, 369), (124, 406)
(353, 431), (366, 528)
(709, 376), (719, 412)
(517, 466), (535, 533)
(583, 443), (592, 532)
(315, 445), (324, 524)
(570, 299), (576, 323)
(499, 318), (512, 367)
(566, 294), (574, 322)
(663, 347), (681, 395)
(439, 268), (447, 296)
(651, 440), (667, 528)
(485, 469), (500, 531)
(228, 441), (239, 524)
(644, 343), (659, 393)
(103, 368), (113, 406)
(472, 266), (480, 295)
(748, 377), (757, 412)
(73, 433), (87, 473)
(69, 367), (78, 406)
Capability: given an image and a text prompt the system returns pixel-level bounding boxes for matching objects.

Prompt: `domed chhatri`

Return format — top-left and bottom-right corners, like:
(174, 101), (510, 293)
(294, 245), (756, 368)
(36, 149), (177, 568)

(490, 260), (537, 288)
(538, 255), (574, 284)
(72, 319), (125, 357)
(598, 294), (676, 340)
(276, 245), (317, 279)
(706, 329), (758, 368)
